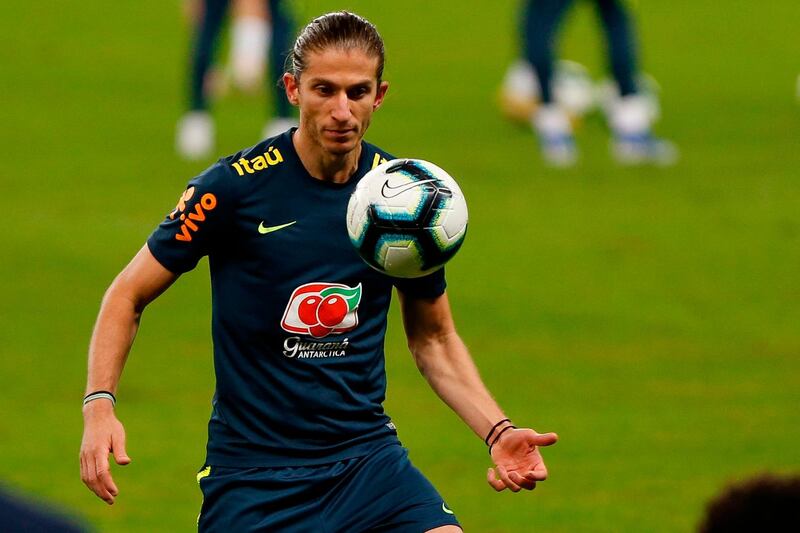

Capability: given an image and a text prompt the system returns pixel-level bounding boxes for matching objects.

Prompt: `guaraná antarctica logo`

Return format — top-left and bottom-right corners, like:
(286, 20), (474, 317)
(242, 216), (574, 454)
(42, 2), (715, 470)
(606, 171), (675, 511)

(280, 282), (362, 357)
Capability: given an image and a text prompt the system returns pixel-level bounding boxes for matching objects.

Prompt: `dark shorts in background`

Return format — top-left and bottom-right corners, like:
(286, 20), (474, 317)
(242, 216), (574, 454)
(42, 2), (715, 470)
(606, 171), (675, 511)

(196, 443), (461, 532)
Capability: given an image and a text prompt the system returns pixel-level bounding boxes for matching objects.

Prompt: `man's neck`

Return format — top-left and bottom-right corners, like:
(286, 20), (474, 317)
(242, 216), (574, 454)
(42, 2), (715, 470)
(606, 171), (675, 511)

(292, 128), (361, 184)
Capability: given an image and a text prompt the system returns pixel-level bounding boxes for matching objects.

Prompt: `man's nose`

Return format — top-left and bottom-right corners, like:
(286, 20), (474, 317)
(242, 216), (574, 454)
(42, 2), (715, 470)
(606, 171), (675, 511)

(330, 92), (352, 121)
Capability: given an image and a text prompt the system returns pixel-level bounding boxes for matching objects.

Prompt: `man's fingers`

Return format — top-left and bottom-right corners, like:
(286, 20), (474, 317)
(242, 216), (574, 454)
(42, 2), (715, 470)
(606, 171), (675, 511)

(528, 465), (549, 481)
(531, 432), (558, 447)
(497, 465), (521, 492)
(84, 454), (97, 485)
(487, 467), (542, 492)
(509, 471), (537, 490)
(111, 431), (131, 466)
(89, 454), (115, 504)
(96, 451), (120, 502)
(97, 466), (119, 498)
(80, 455), (88, 486)
(486, 468), (506, 491)
(81, 417), (129, 505)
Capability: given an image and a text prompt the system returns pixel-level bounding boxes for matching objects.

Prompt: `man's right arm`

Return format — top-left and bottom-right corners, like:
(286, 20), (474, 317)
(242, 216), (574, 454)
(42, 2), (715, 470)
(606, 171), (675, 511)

(79, 244), (179, 505)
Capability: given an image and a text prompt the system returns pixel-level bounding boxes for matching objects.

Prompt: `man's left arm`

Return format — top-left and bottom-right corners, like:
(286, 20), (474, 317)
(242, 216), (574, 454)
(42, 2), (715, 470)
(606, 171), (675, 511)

(398, 290), (558, 492)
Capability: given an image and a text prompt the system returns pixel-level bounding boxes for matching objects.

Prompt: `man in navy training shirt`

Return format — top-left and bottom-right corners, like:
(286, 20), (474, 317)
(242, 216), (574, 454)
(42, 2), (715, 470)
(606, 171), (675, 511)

(80, 11), (558, 532)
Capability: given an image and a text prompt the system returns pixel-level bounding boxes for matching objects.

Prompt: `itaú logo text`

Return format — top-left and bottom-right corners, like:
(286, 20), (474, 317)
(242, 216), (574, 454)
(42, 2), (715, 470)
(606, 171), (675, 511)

(280, 282), (362, 338)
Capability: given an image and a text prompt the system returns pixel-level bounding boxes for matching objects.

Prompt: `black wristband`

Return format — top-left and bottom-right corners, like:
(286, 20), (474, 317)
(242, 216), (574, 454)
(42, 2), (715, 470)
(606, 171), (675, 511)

(83, 390), (116, 407)
(484, 418), (512, 446)
(489, 425), (517, 455)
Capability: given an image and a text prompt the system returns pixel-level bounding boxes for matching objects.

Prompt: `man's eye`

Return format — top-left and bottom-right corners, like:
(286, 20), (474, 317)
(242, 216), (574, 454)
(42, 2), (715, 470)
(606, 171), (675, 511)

(348, 87), (369, 99)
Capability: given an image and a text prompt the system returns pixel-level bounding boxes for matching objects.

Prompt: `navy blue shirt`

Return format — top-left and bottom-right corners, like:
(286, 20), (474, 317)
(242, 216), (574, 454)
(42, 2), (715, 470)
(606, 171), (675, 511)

(147, 130), (446, 466)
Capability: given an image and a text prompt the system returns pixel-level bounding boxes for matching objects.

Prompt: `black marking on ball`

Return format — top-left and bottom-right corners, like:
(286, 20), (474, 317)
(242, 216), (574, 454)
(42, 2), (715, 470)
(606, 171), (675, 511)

(358, 160), (462, 272)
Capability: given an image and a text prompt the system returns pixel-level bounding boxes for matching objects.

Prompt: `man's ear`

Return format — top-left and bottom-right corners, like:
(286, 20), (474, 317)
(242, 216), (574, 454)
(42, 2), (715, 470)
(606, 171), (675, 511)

(284, 73), (300, 106)
(373, 81), (389, 111)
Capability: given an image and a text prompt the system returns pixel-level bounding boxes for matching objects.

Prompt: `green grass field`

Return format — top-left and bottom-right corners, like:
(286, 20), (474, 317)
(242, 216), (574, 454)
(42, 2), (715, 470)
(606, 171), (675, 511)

(2, 1), (799, 531)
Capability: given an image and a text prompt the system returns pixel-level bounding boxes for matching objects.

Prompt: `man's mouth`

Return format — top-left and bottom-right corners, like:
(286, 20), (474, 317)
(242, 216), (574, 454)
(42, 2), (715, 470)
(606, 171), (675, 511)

(324, 127), (356, 137)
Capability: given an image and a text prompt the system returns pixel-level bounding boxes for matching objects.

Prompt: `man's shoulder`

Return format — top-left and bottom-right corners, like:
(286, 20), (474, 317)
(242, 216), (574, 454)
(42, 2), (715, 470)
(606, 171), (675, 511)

(221, 129), (294, 179)
(362, 139), (396, 170)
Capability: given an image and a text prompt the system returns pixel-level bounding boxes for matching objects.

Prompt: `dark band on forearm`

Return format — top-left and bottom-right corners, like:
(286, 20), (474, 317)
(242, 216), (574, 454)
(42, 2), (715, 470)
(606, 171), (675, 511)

(489, 424), (517, 455)
(484, 418), (512, 446)
(83, 390), (116, 407)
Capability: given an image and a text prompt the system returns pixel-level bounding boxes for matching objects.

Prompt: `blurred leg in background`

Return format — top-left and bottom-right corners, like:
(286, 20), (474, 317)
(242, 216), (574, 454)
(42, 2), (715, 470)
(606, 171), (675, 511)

(595, 0), (638, 99)
(522, 0), (578, 167)
(177, 0), (294, 160)
(177, 0), (229, 160)
(501, 0), (677, 166)
(262, 0), (296, 139)
(228, 0), (269, 93)
(594, 0), (677, 165)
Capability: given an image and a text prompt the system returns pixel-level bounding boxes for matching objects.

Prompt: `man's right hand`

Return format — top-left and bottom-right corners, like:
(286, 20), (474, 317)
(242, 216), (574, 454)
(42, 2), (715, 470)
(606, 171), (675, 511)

(80, 400), (131, 505)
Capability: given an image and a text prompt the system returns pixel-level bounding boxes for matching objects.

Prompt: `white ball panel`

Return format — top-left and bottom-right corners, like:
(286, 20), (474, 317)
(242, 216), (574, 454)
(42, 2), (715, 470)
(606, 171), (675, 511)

(346, 187), (371, 243)
(381, 240), (424, 278)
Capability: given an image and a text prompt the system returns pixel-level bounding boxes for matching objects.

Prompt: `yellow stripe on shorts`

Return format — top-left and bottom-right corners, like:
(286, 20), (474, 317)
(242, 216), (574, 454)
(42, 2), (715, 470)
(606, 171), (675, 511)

(197, 466), (211, 483)
(197, 466), (211, 525)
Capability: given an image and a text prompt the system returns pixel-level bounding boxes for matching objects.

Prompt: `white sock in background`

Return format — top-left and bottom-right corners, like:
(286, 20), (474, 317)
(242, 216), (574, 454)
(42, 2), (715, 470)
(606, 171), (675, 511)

(610, 94), (678, 165)
(533, 104), (577, 167)
(230, 17), (271, 92)
(176, 111), (214, 160)
(610, 94), (653, 137)
(534, 103), (573, 137)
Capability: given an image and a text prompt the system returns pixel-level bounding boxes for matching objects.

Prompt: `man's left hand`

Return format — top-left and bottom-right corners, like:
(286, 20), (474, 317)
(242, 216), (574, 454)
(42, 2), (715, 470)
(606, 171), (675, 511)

(487, 428), (558, 492)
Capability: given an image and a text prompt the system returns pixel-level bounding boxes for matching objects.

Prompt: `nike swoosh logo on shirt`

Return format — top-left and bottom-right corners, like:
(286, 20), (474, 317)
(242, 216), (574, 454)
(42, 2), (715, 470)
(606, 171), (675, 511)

(258, 220), (297, 234)
(380, 178), (437, 198)
(442, 502), (454, 515)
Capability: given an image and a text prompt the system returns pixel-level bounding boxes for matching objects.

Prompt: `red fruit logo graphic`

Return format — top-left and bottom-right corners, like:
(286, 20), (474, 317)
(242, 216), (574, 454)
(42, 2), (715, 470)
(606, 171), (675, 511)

(281, 283), (362, 338)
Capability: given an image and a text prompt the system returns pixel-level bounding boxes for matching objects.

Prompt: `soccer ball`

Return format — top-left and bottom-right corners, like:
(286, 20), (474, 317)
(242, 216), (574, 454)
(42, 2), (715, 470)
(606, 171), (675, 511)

(346, 159), (468, 278)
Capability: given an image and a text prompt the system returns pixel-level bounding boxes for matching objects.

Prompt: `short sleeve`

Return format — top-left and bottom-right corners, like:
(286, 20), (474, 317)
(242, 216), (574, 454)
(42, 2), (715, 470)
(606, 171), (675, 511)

(146, 162), (236, 274)
(393, 266), (447, 299)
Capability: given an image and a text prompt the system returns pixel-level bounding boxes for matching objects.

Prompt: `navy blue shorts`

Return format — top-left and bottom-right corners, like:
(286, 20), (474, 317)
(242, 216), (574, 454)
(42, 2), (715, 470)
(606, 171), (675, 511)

(196, 443), (461, 532)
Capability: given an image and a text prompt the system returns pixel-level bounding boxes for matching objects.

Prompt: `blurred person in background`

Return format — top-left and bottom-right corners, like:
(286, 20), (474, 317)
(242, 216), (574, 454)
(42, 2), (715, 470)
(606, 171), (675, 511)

(698, 473), (800, 533)
(177, 0), (296, 160)
(500, 0), (676, 167)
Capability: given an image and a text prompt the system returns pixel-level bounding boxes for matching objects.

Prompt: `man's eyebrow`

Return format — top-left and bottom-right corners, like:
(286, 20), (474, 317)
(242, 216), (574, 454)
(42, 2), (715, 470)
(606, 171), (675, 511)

(306, 77), (374, 87)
